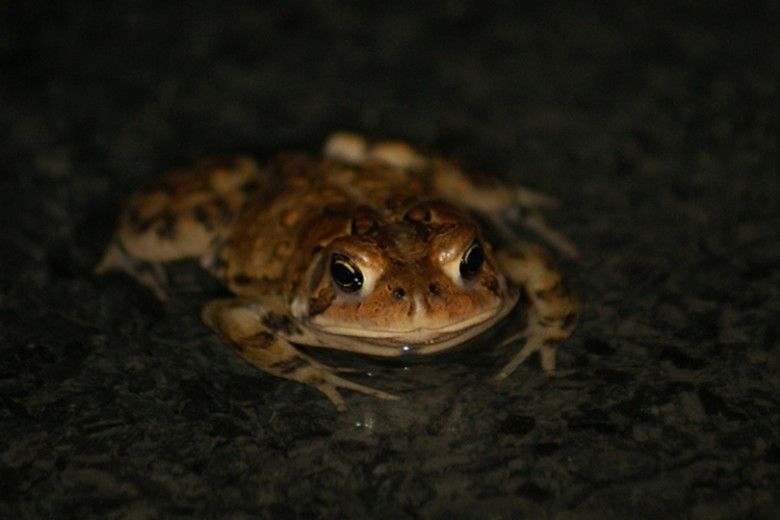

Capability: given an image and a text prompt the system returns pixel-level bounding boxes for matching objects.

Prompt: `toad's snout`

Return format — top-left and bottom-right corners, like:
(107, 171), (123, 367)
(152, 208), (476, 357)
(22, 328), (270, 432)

(388, 281), (443, 302)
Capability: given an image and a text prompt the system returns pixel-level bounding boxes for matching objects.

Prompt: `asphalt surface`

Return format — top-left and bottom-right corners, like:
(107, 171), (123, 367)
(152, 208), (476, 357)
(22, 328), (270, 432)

(2, 1), (779, 518)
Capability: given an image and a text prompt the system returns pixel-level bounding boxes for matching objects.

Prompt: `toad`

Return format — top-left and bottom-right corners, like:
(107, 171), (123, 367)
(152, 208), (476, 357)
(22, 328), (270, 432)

(96, 133), (579, 410)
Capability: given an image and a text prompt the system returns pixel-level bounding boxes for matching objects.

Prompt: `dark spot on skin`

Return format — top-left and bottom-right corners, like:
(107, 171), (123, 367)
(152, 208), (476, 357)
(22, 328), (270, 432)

(233, 273), (252, 285)
(393, 287), (406, 300)
(249, 332), (275, 350)
(308, 287), (336, 317)
(156, 212), (177, 238)
(482, 276), (500, 296)
(428, 283), (441, 296)
(272, 356), (308, 375)
(212, 197), (233, 223)
(261, 312), (302, 336)
(535, 280), (567, 301)
(193, 205), (212, 229)
(209, 254), (229, 274)
(241, 180), (260, 194)
(135, 213), (157, 233)
(562, 312), (578, 330)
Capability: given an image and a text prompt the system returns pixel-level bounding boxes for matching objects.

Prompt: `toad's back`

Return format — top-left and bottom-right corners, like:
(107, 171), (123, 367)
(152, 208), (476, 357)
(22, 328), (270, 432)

(97, 137), (442, 301)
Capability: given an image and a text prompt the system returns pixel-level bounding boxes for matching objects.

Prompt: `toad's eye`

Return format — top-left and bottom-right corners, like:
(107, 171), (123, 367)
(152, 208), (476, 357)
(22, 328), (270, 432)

(330, 254), (363, 292)
(459, 241), (484, 279)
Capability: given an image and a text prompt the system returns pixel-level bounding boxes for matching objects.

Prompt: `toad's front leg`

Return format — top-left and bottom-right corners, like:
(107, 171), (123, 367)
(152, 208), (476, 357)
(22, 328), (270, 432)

(201, 297), (398, 411)
(494, 243), (579, 380)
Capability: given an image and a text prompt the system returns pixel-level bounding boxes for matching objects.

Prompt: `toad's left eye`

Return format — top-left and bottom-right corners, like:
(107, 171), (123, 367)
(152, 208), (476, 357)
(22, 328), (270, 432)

(459, 241), (484, 279)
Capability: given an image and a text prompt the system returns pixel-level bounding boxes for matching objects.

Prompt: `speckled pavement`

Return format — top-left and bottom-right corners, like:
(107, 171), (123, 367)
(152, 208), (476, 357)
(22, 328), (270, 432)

(2, 1), (779, 518)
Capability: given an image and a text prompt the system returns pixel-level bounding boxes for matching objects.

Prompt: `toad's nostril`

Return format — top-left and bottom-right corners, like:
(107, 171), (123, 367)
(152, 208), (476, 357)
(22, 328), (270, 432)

(393, 287), (406, 300)
(428, 283), (441, 296)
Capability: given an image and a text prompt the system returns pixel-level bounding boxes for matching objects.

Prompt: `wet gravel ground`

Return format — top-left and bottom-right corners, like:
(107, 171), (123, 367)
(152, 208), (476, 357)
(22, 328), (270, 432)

(2, 1), (779, 518)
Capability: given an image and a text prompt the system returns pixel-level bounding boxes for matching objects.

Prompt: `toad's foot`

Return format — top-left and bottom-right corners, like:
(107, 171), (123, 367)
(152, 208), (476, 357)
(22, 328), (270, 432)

(494, 310), (563, 380)
(202, 297), (398, 412)
(494, 242), (579, 380)
(95, 241), (170, 302)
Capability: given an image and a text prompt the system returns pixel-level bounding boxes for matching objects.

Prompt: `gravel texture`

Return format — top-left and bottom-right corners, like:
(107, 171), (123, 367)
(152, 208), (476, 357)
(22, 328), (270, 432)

(2, 1), (779, 518)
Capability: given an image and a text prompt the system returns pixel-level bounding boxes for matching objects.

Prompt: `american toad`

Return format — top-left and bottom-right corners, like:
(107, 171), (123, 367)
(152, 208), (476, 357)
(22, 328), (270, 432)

(96, 133), (579, 410)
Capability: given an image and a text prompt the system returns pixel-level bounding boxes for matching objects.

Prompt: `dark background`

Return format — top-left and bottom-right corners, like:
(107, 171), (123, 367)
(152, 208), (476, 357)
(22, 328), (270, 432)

(2, 1), (779, 517)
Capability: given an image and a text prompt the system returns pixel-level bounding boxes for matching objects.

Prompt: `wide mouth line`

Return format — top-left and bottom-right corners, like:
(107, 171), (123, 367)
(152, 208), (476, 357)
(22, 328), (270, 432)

(307, 307), (502, 340)
(296, 299), (519, 357)
(296, 291), (521, 355)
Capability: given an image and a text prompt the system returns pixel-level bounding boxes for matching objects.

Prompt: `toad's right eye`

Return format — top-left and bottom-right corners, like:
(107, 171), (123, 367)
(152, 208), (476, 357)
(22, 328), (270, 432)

(459, 241), (484, 280)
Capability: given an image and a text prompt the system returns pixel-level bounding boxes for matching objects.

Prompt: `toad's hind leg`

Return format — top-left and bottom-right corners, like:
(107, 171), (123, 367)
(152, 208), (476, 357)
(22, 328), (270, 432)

(432, 163), (580, 259)
(202, 298), (399, 412)
(95, 156), (263, 301)
(494, 243), (579, 380)
(323, 131), (428, 171)
(323, 132), (578, 258)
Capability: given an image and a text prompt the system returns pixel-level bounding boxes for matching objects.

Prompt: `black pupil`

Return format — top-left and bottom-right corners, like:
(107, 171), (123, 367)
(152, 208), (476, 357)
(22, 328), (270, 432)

(460, 242), (484, 279)
(330, 254), (363, 292)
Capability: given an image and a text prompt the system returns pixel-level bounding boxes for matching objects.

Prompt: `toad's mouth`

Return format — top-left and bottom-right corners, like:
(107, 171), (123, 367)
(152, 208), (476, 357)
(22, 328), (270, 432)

(298, 293), (520, 357)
